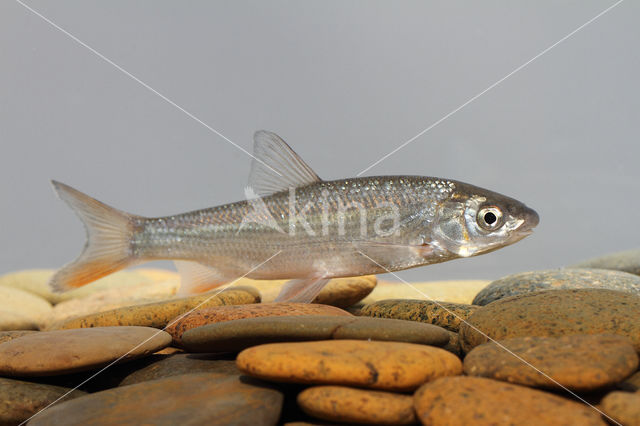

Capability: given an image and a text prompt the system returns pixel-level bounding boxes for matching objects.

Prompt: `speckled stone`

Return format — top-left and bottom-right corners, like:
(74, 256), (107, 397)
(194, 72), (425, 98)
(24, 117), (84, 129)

(414, 376), (606, 426)
(464, 334), (639, 391)
(600, 391), (640, 426)
(473, 269), (640, 305)
(0, 326), (171, 376)
(166, 303), (351, 346)
(361, 280), (491, 305)
(0, 377), (86, 425)
(237, 339), (462, 392)
(119, 353), (240, 386)
(0, 330), (38, 344)
(570, 249), (640, 276)
(48, 286), (260, 330)
(28, 373), (283, 426)
(460, 289), (640, 353)
(182, 315), (450, 352)
(48, 279), (180, 326)
(298, 385), (416, 425)
(258, 276), (377, 307)
(359, 299), (480, 332)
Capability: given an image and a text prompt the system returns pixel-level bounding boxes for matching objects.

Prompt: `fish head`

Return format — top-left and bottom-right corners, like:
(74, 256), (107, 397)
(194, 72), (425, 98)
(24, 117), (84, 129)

(431, 184), (539, 258)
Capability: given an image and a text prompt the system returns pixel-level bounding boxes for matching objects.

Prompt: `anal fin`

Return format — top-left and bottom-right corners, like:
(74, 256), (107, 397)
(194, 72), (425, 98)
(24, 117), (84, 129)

(274, 277), (330, 303)
(174, 261), (229, 295)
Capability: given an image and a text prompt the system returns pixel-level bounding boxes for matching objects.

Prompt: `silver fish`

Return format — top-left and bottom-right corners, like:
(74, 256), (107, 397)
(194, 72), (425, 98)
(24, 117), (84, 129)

(50, 131), (539, 302)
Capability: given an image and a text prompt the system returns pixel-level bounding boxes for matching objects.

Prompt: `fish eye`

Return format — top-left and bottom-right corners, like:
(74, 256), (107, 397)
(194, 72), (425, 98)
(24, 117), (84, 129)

(477, 206), (503, 231)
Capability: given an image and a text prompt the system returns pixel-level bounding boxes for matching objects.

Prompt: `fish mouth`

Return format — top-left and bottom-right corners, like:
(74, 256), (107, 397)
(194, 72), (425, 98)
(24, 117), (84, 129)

(510, 207), (539, 240)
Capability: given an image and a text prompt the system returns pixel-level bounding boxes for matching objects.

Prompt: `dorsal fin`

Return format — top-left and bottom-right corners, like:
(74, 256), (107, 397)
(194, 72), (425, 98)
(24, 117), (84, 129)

(248, 130), (322, 196)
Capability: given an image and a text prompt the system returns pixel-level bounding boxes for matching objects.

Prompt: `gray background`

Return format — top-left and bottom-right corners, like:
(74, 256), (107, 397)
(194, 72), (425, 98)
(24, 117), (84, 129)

(1, 1), (638, 283)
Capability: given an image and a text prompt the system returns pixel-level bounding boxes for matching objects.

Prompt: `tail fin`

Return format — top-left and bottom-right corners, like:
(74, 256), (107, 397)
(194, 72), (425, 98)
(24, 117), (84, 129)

(49, 181), (141, 292)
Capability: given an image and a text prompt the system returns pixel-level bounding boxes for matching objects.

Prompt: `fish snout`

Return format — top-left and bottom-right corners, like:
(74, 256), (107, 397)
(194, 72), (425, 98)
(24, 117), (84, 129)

(519, 206), (539, 233)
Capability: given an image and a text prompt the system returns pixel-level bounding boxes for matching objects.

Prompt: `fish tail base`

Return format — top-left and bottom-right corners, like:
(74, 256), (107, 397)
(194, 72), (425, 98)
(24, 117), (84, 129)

(48, 181), (141, 293)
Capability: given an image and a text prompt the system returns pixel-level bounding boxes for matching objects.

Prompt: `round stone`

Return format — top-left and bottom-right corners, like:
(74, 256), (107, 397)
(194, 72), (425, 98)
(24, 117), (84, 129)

(0, 286), (52, 329)
(460, 289), (640, 353)
(0, 269), (161, 304)
(237, 339), (462, 391)
(0, 269), (57, 302)
(0, 377), (86, 425)
(182, 315), (450, 352)
(464, 334), (639, 391)
(119, 353), (240, 386)
(298, 385), (416, 425)
(600, 391), (640, 426)
(414, 376), (606, 426)
(361, 280), (490, 305)
(359, 299), (480, 332)
(569, 249), (640, 276)
(48, 287), (260, 330)
(0, 326), (171, 376)
(48, 279), (179, 326)
(27, 373), (283, 426)
(0, 311), (38, 331)
(473, 269), (640, 306)
(312, 276), (377, 308)
(258, 276), (377, 307)
(166, 303), (352, 345)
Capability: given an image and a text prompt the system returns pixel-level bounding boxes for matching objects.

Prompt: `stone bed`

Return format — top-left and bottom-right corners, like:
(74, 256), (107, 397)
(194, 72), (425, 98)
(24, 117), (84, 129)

(0, 249), (639, 425)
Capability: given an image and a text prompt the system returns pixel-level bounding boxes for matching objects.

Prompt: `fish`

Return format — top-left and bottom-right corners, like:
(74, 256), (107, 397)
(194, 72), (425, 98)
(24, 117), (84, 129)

(49, 130), (539, 302)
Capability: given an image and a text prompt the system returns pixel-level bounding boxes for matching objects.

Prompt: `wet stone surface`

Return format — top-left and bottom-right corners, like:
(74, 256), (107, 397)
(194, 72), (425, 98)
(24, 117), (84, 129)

(464, 334), (639, 391)
(236, 339), (462, 392)
(460, 288), (640, 353)
(182, 315), (450, 352)
(473, 268), (640, 305)
(359, 299), (480, 332)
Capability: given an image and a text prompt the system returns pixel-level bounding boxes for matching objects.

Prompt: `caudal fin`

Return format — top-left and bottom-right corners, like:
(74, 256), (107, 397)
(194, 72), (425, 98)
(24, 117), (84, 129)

(49, 181), (141, 293)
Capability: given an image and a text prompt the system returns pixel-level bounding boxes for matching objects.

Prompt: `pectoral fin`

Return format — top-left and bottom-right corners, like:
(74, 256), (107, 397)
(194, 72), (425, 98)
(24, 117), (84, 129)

(274, 277), (330, 303)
